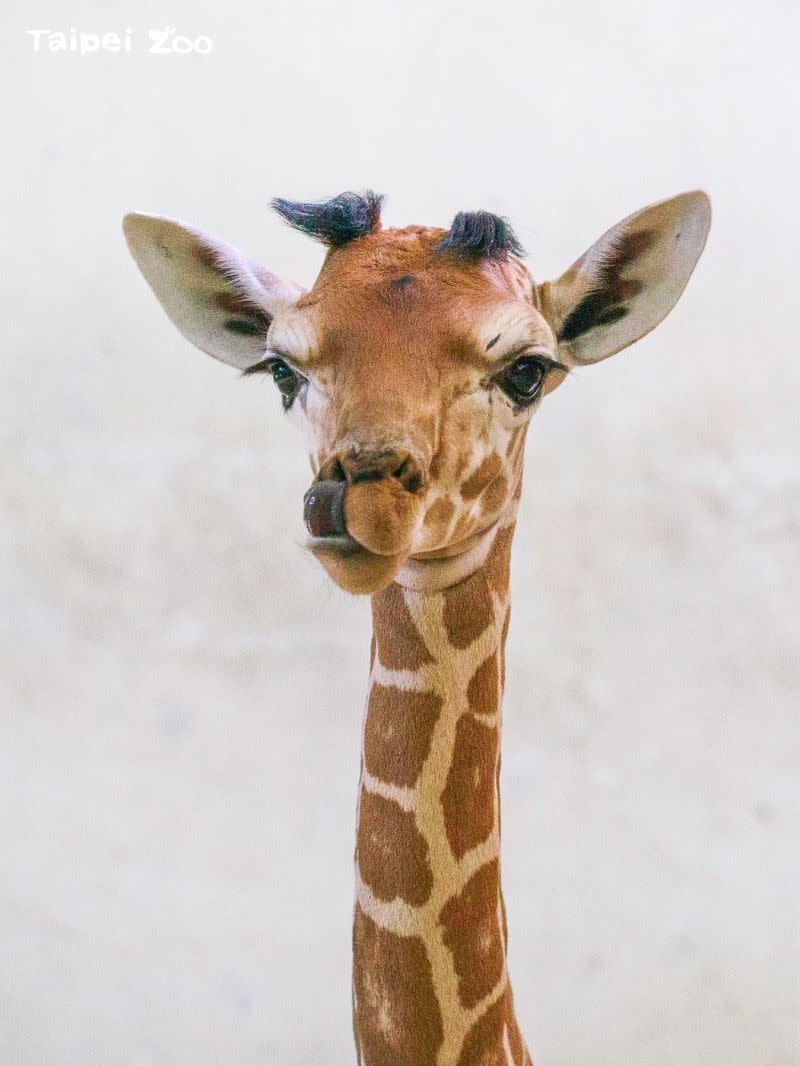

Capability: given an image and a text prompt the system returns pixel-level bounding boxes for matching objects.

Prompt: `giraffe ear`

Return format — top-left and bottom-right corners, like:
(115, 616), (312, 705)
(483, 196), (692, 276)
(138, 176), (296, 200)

(122, 213), (304, 369)
(538, 191), (711, 364)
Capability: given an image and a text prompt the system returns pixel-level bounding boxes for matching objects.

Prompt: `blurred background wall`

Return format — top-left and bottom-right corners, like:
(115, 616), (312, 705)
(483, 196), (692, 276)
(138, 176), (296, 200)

(2, 1), (798, 1063)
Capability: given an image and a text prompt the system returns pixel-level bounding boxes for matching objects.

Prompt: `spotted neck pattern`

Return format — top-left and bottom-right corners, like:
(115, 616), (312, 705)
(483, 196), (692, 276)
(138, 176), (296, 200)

(353, 516), (531, 1065)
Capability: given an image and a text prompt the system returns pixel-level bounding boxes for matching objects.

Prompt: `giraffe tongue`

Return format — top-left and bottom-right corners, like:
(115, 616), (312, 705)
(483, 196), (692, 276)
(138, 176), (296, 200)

(303, 480), (350, 539)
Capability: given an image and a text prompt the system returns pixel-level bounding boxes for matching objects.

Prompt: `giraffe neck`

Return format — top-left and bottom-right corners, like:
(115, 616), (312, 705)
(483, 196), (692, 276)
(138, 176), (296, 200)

(352, 521), (531, 1066)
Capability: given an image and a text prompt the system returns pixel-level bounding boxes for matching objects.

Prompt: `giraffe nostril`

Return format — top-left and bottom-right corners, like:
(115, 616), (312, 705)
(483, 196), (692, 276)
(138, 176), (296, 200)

(338, 448), (425, 492)
(304, 480), (348, 538)
(317, 455), (347, 483)
(393, 456), (424, 493)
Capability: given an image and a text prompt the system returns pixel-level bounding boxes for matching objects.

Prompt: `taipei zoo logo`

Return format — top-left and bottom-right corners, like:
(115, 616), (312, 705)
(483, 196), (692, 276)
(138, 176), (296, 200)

(24, 27), (213, 56)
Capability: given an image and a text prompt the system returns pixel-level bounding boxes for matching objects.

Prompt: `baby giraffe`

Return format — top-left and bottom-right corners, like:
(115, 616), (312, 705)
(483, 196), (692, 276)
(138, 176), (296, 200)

(124, 188), (710, 1065)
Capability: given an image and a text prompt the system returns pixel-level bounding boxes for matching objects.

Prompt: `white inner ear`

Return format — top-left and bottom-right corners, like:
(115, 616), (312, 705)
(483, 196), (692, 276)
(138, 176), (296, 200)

(122, 213), (304, 369)
(541, 191), (711, 365)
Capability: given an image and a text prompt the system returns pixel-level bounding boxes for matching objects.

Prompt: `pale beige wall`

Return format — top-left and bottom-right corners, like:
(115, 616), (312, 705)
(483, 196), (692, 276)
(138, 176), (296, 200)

(2, 1), (798, 1063)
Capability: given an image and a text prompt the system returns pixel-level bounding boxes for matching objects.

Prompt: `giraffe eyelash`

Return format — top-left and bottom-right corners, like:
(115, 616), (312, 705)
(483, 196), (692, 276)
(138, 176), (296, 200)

(240, 358), (273, 377)
(241, 352), (304, 378)
(498, 351), (570, 376)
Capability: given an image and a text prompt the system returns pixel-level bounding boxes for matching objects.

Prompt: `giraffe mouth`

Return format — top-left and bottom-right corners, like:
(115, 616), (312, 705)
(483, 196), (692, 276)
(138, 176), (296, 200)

(303, 480), (374, 558)
(307, 535), (408, 594)
(303, 478), (419, 593)
(306, 533), (363, 554)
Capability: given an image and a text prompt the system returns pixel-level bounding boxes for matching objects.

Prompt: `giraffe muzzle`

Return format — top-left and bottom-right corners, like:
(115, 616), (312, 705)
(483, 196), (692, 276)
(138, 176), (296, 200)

(303, 443), (427, 594)
(304, 477), (424, 556)
(302, 479), (404, 593)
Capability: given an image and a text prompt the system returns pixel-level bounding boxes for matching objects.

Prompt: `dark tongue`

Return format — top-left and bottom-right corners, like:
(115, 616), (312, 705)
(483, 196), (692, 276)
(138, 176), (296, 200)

(303, 480), (348, 538)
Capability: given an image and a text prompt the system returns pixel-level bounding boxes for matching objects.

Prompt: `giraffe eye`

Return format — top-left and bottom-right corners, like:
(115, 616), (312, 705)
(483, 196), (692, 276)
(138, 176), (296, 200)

(495, 356), (547, 406)
(269, 359), (302, 409)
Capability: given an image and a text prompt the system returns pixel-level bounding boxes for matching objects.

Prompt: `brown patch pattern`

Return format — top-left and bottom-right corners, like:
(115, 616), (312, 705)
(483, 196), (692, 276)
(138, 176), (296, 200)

(481, 472), (508, 516)
(353, 905), (443, 1066)
(485, 524), (514, 598)
(439, 859), (504, 1009)
(454, 447), (474, 481)
(461, 452), (502, 500)
(441, 714), (498, 860)
(354, 517), (525, 1063)
(442, 573), (493, 649)
(500, 889), (509, 952)
(357, 790), (432, 905)
(467, 652), (499, 716)
(425, 495), (456, 532)
(500, 609), (510, 690)
(371, 584), (434, 669)
(364, 684), (442, 788)
(456, 988), (527, 1065)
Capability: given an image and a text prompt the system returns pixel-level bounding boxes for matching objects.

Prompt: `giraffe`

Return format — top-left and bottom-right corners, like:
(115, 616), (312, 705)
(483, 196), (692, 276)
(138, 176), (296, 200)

(123, 188), (711, 1065)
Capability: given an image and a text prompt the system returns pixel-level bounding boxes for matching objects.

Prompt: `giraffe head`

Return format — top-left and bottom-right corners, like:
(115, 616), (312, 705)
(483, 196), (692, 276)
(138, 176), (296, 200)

(124, 190), (710, 594)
